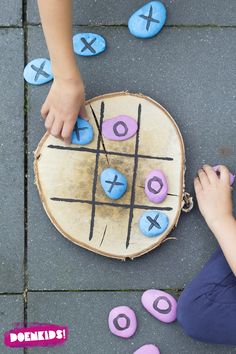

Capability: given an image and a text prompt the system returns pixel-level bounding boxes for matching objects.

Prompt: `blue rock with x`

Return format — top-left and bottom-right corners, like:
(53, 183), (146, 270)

(128, 1), (167, 39)
(100, 168), (127, 200)
(73, 33), (106, 57)
(23, 58), (53, 85)
(72, 117), (94, 145)
(139, 210), (169, 237)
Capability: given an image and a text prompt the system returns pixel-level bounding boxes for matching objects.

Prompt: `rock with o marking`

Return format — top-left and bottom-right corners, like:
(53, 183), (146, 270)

(133, 344), (160, 354)
(128, 1), (167, 39)
(71, 117), (94, 145)
(73, 33), (106, 57)
(100, 168), (127, 200)
(213, 165), (235, 186)
(139, 210), (169, 237)
(23, 58), (53, 85)
(102, 115), (138, 141)
(145, 169), (168, 203)
(108, 306), (137, 338)
(141, 289), (177, 323)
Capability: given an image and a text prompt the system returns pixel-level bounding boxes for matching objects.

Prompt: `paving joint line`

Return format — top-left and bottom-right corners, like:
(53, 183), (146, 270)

(27, 288), (184, 293)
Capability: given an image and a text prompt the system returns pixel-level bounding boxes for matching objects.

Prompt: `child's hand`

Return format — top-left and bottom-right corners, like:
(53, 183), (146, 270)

(194, 164), (233, 230)
(41, 74), (86, 145)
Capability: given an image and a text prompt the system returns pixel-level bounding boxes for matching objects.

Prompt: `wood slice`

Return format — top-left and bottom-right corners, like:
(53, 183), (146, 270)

(34, 92), (185, 260)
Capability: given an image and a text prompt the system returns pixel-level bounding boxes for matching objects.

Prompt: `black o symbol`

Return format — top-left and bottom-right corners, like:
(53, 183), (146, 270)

(113, 121), (128, 137)
(147, 176), (163, 194)
(153, 296), (172, 314)
(113, 314), (130, 331)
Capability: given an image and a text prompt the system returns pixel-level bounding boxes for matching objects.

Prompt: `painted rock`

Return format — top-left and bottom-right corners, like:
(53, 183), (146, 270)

(108, 306), (137, 338)
(133, 344), (160, 354)
(100, 168), (127, 200)
(128, 1), (166, 39)
(73, 33), (106, 57)
(145, 169), (168, 203)
(23, 58), (53, 85)
(102, 115), (138, 141)
(139, 210), (169, 237)
(213, 165), (235, 186)
(141, 289), (177, 323)
(71, 117), (94, 145)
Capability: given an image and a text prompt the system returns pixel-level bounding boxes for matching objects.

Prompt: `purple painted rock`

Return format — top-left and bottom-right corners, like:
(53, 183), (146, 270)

(102, 115), (138, 141)
(213, 165), (235, 186)
(108, 306), (137, 338)
(145, 169), (168, 203)
(133, 344), (160, 354)
(141, 289), (177, 323)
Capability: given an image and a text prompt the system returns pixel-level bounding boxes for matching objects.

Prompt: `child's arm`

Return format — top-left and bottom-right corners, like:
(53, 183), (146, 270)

(37, 0), (86, 144)
(195, 165), (236, 276)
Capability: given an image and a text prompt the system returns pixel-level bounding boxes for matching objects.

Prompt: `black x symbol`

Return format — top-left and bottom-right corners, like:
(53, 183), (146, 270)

(139, 6), (160, 31)
(73, 123), (88, 141)
(81, 37), (97, 54)
(31, 60), (50, 82)
(105, 175), (124, 193)
(147, 213), (161, 231)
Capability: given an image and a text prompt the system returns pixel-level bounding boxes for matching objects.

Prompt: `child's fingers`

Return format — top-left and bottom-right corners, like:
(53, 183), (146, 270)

(217, 165), (230, 184)
(203, 164), (217, 183)
(194, 177), (203, 193)
(50, 118), (63, 138)
(44, 113), (55, 131)
(61, 121), (73, 145)
(79, 104), (88, 120)
(41, 101), (50, 120)
(198, 168), (209, 187)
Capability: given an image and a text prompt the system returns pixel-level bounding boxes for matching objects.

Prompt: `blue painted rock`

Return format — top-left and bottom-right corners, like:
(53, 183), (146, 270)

(213, 165), (235, 186)
(128, 1), (166, 39)
(71, 117), (94, 145)
(141, 289), (177, 323)
(100, 168), (127, 200)
(102, 115), (138, 141)
(145, 169), (168, 203)
(23, 58), (53, 85)
(73, 33), (106, 57)
(133, 344), (160, 354)
(139, 210), (169, 237)
(108, 306), (137, 339)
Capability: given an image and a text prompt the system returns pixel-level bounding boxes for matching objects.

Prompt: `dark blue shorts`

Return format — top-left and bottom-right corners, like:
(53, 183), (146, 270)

(177, 246), (236, 345)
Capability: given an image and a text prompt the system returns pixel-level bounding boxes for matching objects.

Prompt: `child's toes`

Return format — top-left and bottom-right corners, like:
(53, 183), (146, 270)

(198, 168), (209, 187)
(203, 164), (217, 183)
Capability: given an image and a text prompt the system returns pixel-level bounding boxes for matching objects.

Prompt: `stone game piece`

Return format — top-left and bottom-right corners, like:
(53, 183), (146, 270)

(128, 1), (166, 39)
(108, 306), (137, 339)
(141, 289), (177, 323)
(100, 168), (127, 200)
(102, 115), (138, 141)
(133, 344), (160, 354)
(213, 165), (235, 186)
(73, 33), (106, 57)
(71, 117), (94, 145)
(23, 58), (53, 85)
(145, 169), (168, 203)
(139, 210), (169, 237)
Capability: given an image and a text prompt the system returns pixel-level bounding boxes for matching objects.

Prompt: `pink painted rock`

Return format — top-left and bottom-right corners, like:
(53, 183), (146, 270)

(213, 165), (235, 186)
(145, 169), (168, 203)
(133, 344), (160, 354)
(108, 306), (137, 338)
(102, 115), (138, 141)
(141, 289), (177, 323)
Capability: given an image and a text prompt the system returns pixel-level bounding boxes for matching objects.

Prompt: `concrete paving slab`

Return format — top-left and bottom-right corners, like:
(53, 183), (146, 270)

(0, 0), (22, 26)
(0, 295), (23, 354)
(27, 291), (236, 353)
(27, 26), (236, 290)
(0, 29), (24, 292)
(27, 0), (236, 26)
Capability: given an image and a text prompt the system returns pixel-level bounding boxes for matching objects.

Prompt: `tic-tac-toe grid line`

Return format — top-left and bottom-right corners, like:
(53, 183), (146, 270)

(47, 145), (174, 162)
(125, 103), (141, 249)
(88, 101), (105, 241)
